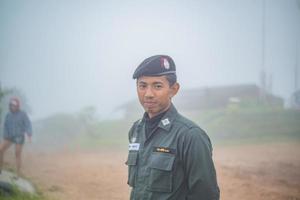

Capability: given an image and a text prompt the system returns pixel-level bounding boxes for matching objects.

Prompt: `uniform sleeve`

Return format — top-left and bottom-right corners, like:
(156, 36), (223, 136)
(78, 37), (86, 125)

(128, 120), (140, 142)
(128, 125), (135, 142)
(182, 127), (220, 200)
(23, 112), (32, 136)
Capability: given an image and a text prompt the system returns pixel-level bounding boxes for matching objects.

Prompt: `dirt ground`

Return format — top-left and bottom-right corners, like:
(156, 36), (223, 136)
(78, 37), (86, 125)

(3, 142), (300, 200)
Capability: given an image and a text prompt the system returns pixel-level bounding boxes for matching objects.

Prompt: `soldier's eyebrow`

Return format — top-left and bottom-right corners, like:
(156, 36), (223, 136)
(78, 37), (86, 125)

(152, 81), (164, 85)
(138, 81), (147, 85)
(137, 80), (164, 85)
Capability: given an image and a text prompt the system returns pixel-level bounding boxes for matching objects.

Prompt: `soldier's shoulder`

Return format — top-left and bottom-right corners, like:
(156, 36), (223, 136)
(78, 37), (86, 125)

(174, 113), (208, 137)
(132, 119), (142, 128)
(128, 119), (142, 132)
(174, 113), (202, 130)
(175, 113), (213, 146)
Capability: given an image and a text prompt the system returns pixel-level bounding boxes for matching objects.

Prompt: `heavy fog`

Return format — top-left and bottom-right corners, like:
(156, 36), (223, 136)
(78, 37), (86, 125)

(0, 0), (299, 120)
(1, 1), (300, 200)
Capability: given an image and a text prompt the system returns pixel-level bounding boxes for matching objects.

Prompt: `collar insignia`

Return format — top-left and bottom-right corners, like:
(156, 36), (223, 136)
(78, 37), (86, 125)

(161, 118), (170, 126)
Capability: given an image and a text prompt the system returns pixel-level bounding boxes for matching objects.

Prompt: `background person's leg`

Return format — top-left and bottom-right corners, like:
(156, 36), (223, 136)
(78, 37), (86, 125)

(0, 139), (12, 173)
(15, 144), (23, 177)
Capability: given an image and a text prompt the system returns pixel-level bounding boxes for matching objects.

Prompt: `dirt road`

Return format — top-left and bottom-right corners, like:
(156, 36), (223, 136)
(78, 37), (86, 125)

(4, 142), (300, 200)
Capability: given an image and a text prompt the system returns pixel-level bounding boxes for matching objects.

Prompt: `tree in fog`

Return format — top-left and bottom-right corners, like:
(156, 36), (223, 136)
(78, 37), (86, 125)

(78, 106), (99, 137)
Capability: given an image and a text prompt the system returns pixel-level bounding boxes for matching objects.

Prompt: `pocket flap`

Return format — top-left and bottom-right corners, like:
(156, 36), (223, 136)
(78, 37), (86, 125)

(126, 151), (138, 166)
(149, 153), (175, 171)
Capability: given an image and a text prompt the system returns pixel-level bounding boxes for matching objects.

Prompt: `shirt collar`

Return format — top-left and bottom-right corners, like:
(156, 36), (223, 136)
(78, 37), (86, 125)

(141, 103), (178, 133)
(144, 110), (166, 123)
(157, 104), (178, 132)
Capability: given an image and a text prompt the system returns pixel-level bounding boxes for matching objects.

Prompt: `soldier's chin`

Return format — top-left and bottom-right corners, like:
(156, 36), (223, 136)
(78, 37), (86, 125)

(143, 106), (156, 113)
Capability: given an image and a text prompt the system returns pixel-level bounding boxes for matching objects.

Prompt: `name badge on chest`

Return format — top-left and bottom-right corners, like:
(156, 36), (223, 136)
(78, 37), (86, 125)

(129, 143), (140, 151)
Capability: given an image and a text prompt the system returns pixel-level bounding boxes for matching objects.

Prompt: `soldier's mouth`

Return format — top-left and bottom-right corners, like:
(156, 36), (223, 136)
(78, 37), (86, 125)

(143, 101), (157, 107)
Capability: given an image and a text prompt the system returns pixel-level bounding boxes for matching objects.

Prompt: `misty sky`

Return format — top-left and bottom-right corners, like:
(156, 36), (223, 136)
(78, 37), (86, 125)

(0, 0), (299, 120)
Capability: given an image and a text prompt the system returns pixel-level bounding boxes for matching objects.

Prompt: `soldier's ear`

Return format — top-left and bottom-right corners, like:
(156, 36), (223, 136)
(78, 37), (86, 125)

(169, 83), (180, 98)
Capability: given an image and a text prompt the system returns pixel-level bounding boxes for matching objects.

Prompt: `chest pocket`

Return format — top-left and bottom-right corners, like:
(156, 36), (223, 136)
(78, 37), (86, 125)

(147, 153), (175, 193)
(126, 151), (138, 187)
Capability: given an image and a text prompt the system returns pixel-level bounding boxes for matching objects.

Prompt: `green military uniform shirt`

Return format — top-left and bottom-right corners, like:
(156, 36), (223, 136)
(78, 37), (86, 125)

(126, 104), (220, 200)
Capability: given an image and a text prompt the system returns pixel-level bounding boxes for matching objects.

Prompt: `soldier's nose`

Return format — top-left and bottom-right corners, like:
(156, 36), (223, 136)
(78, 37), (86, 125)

(145, 88), (154, 98)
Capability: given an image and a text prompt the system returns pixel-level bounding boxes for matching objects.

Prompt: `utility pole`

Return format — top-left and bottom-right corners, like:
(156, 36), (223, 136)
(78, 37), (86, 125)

(260, 0), (267, 103)
(262, 0), (266, 74)
(295, 45), (299, 91)
(295, 0), (300, 91)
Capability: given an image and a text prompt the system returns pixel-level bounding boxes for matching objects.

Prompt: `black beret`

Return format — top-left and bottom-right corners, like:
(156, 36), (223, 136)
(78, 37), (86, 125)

(132, 55), (176, 79)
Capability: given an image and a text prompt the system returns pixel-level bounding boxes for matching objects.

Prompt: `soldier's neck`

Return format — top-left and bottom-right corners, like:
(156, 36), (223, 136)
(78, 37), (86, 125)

(148, 103), (171, 119)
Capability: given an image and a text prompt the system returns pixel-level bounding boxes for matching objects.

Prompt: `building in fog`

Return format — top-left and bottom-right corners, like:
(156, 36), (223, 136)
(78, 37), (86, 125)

(174, 84), (283, 111)
(119, 84), (284, 119)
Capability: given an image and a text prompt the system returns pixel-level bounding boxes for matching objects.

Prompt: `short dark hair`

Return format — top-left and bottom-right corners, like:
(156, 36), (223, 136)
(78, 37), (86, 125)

(165, 74), (177, 86)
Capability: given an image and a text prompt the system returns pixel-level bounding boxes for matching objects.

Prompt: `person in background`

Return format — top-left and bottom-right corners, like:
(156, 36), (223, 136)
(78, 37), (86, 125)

(0, 97), (32, 178)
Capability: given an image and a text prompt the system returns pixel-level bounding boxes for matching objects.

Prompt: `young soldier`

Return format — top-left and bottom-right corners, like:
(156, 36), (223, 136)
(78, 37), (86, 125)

(0, 97), (32, 177)
(126, 55), (220, 200)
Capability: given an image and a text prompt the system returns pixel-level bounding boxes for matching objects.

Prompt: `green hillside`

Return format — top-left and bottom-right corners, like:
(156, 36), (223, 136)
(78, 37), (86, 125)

(192, 108), (300, 144)
(32, 106), (300, 151)
(73, 108), (300, 149)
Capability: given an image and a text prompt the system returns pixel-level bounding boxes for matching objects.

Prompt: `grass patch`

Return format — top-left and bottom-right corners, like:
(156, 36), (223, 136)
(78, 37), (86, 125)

(0, 185), (46, 200)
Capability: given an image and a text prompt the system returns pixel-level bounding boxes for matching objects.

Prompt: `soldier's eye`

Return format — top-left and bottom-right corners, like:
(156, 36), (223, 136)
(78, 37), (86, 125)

(154, 84), (163, 89)
(138, 84), (146, 89)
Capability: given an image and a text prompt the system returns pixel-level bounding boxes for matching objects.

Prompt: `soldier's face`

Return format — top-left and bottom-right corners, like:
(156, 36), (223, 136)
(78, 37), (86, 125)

(137, 76), (179, 118)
